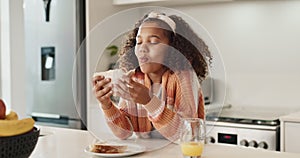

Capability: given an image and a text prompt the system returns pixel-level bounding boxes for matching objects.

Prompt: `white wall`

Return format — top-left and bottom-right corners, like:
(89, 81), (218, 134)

(0, 0), (26, 117)
(0, 0), (2, 98)
(0, 0), (10, 106)
(172, 1), (300, 109)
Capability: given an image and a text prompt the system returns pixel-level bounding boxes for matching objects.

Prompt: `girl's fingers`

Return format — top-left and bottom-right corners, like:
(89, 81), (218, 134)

(96, 87), (112, 98)
(114, 84), (125, 94)
(114, 84), (128, 96)
(114, 91), (131, 100)
(92, 75), (104, 86)
(114, 85), (132, 101)
(102, 90), (113, 100)
(94, 78), (111, 91)
(115, 79), (129, 92)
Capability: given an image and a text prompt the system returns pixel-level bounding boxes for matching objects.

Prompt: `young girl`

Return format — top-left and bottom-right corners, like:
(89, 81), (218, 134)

(92, 11), (212, 142)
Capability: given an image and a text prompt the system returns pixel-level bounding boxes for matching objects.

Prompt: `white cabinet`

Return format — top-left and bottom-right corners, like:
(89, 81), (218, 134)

(280, 111), (300, 153)
(283, 122), (300, 153)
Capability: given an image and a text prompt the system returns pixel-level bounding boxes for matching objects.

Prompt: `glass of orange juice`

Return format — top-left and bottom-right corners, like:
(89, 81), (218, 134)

(180, 118), (205, 158)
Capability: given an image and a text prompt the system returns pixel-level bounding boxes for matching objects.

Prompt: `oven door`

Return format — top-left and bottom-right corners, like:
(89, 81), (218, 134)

(206, 121), (280, 151)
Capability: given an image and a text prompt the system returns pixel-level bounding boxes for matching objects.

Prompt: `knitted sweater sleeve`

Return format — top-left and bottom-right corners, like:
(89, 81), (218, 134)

(143, 71), (204, 142)
(101, 99), (136, 140)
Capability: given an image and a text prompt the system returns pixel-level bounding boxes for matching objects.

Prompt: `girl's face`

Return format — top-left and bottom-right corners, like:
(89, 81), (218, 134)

(135, 21), (170, 74)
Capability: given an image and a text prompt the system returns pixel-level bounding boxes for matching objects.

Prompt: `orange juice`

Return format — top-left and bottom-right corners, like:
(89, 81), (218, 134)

(180, 142), (204, 157)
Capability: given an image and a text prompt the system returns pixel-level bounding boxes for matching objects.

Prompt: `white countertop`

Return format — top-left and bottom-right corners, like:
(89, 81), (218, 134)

(280, 111), (300, 122)
(30, 126), (300, 158)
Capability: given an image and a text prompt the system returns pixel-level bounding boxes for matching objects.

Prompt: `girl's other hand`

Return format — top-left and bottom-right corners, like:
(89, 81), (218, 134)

(114, 73), (152, 105)
(92, 75), (113, 109)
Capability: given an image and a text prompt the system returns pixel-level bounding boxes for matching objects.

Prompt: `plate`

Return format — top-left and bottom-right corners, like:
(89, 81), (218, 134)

(84, 143), (146, 157)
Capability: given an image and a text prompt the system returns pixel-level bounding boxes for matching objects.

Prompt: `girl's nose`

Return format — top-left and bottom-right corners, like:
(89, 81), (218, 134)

(138, 43), (148, 53)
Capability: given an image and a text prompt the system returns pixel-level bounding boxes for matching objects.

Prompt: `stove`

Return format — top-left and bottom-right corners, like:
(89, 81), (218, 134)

(205, 105), (292, 151)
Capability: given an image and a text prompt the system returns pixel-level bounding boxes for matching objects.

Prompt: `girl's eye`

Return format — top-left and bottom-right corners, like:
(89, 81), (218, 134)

(136, 41), (159, 45)
(150, 40), (159, 44)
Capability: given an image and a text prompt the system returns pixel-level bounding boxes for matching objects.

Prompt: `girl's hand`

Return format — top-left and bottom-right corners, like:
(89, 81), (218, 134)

(114, 74), (152, 105)
(92, 75), (113, 109)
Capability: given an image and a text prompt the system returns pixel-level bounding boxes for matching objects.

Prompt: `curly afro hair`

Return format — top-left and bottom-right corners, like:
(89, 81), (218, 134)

(117, 12), (212, 82)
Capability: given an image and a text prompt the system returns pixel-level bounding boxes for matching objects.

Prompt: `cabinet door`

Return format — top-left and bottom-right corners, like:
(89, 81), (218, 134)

(285, 122), (300, 153)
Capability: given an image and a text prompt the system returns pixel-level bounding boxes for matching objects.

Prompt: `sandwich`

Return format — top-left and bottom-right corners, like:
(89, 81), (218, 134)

(91, 143), (127, 154)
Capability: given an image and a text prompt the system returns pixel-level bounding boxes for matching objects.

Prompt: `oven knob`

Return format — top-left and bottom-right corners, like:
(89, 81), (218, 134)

(249, 140), (258, 148)
(258, 141), (268, 149)
(240, 139), (249, 147)
(207, 136), (215, 143)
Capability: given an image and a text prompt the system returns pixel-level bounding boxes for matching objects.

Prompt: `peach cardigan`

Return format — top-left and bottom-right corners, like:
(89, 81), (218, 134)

(102, 70), (205, 141)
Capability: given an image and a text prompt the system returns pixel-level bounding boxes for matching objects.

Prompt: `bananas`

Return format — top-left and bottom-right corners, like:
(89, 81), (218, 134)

(0, 111), (35, 137)
(5, 111), (19, 120)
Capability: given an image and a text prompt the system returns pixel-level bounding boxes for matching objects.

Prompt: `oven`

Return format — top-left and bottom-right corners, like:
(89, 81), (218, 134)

(205, 105), (286, 151)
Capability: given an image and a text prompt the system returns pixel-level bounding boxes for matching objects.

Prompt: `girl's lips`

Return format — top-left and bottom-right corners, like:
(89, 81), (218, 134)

(139, 57), (149, 63)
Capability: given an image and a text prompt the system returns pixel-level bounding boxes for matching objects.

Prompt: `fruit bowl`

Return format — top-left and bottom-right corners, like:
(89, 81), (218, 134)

(0, 126), (40, 158)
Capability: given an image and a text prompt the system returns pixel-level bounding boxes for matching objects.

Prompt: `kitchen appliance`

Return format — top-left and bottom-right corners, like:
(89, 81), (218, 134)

(23, 0), (86, 129)
(205, 105), (291, 151)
